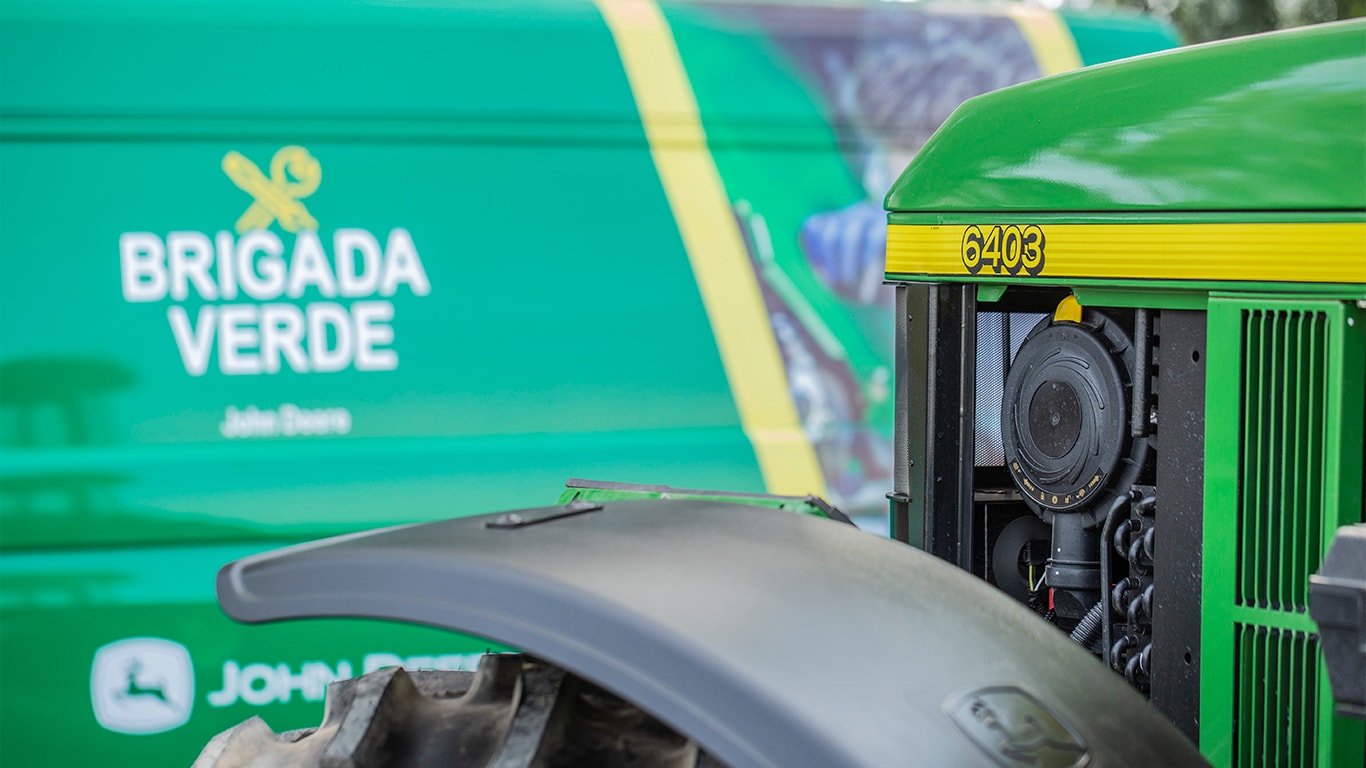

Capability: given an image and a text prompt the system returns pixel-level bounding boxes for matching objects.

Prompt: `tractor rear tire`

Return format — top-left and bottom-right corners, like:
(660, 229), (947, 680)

(192, 653), (725, 768)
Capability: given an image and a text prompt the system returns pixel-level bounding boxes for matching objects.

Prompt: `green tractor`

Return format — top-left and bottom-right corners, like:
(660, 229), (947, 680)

(882, 16), (1365, 767)
(196, 20), (1365, 768)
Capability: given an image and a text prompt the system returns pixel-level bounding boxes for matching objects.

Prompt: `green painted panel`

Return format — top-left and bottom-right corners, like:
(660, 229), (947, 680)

(1061, 9), (1183, 64)
(1201, 296), (1365, 767)
(0, 5), (770, 760)
(0, 2), (1189, 766)
(667, 1), (893, 509)
(0, 135), (760, 548)
(0, 541), (508, 766)
(666, 1), (1178, 508)
(0, 0), (629, 120)
(0, 431), (768, 548)
(887, 20), (1366, 213)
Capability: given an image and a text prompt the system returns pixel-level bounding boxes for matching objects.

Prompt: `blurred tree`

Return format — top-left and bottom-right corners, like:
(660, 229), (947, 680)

(1028, 0), (1364, 43)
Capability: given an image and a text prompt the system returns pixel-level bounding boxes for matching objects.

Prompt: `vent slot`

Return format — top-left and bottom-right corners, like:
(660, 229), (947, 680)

(1237, 310), (1328, 612)
(1233, 625), (1319, 768)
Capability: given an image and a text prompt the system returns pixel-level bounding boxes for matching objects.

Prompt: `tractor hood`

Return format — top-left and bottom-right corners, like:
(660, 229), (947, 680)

(885, 19), (1366, 214)
(218, 499), (1206, 768)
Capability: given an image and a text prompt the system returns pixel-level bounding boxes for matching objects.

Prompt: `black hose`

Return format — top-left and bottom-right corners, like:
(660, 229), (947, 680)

(1126, 652), (1145, 687)
(1127, 594), (1146, 627)
(1135, 494), (1157, 517)
(1114, 518), (1134, 558)
(1111, 576), (1141, 609)
(1128, 536), (1151, 574)
(1100, 490), (1138, 672)
(1070, 600), (1105, 649)
(1112, 634), (1135, 671)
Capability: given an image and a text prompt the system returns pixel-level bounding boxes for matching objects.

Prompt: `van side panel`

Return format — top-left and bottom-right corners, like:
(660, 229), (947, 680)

(0, 2), (1180, 764)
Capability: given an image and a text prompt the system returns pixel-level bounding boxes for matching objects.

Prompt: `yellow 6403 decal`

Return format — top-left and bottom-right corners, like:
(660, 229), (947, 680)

(961, 224), (1046, 276)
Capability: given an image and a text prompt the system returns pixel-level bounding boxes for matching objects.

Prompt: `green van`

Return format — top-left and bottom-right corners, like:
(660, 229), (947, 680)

(0, 1), (1177, 763)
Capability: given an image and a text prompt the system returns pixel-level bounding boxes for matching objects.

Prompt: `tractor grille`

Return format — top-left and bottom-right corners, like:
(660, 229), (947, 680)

(1207, 297), (1363, 768)
(1236, 309), (1329, 612)
(1233, 625), (1320, 768)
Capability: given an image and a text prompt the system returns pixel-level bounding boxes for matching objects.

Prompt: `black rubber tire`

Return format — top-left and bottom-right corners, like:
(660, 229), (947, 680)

(192, 654), (726, 768)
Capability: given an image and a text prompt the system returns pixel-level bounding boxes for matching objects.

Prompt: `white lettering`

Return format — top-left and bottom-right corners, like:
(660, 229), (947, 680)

(207, 655), (474, 708)
(353, 301), (397, 371)
(362, 653), (405, 675)
(218, 305), (261, 375)
(167, 231), (218, 300)
(280, 404), (351, 436)
(168, 305), (215, 377)
(363, 652), (482, 674)
(307, 302), (352, 373)
(305, 661), (353, 699)
(220, 404), (350, 439)
(287, 231), (338, 298)
(215, 231), (238, 300)
(335, 229), (382, 297)
(125, 228), (429, 378)
(203, 659), (354, 708)
(259, 304), (308, 374)
(238, 663), (277, 707)
(274, 664), (309, 704)
(379, 228), (430, 297)
(220, 405), (279, 439)
(121, 233), (167, 302)
(206, 661), (241, 707)
(236, 231), (286, 300)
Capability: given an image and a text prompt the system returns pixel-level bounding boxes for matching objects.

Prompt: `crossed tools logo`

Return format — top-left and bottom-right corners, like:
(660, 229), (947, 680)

(221, 145), (322, 234)
(91, 637), (195, 735)
(118, 145), (432, 378)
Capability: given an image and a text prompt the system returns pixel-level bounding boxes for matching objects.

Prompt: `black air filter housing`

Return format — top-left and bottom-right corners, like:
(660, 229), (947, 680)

(1002, 310), (1149, 528)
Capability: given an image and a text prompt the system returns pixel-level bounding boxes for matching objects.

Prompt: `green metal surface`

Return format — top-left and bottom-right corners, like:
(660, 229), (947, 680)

(664, 1), (898, 478)
(0, 0), (626, 119)
(884, 19), (1365, 767)
(1202, 297), (1364, 767)
(0, 2), (752, 554)
(885, 19), (1366, 213)
(0, 1), (1180, 764)
(0, 540), (510, 763)
(556, 480), (842, 519)
(1061, 9), (1183, 64)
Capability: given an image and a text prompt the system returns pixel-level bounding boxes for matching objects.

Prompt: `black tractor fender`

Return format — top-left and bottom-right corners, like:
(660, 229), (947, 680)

(218, 498), (1206, 768)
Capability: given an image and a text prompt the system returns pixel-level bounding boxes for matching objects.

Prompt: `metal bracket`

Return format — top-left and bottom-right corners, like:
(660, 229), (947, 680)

(486, 500), (605, 530)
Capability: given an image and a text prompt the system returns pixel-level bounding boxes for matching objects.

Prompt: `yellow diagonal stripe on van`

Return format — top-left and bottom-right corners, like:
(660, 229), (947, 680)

(596, 0), (826, 497)
(886, 223), (1366, 284)
(1004, 6), (1083, 76)
(932, 5), (1082, 76)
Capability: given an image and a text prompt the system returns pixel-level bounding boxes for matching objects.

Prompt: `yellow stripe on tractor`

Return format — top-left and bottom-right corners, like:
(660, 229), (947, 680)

(887, 222), (1366, 284)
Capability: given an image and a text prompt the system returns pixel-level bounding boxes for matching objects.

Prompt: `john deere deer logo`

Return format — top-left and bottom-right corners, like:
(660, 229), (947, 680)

(120, 659), (169, 704)
(947, 686), (1089, 767)
(91, 638), (194, 734)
